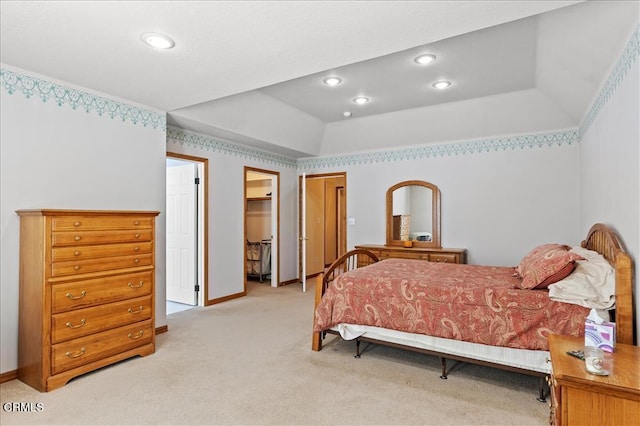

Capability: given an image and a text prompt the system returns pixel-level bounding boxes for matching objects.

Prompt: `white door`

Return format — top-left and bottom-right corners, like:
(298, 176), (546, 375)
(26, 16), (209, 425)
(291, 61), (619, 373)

(268, 174), (278, 288)
(166, 161), (197, 305)
(300, 173), (307, 292)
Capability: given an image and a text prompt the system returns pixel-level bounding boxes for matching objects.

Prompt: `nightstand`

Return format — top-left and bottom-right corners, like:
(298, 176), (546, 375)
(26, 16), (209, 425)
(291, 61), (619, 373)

(548, 334), (640, 426)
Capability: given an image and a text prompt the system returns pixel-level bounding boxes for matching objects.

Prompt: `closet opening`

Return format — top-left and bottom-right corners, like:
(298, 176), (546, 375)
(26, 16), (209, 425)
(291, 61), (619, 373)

(244, 167), (280, 292)
(166, 153), (208, 314)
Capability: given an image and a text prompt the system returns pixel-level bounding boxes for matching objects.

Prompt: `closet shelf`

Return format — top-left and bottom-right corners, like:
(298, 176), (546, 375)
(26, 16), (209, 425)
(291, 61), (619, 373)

(247, 197), (271, 201)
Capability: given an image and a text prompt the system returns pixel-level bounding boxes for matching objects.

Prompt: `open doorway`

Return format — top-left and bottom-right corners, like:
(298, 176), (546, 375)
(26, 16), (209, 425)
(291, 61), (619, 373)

(166, 153), (208, 315)
(244, 167), (280, 292)
(299, 172), (347, 290)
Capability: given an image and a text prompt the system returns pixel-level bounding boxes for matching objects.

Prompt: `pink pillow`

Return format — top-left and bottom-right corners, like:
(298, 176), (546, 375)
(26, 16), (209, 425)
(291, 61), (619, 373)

(533, 261), (577, 289)
(516, 244), (583, 289)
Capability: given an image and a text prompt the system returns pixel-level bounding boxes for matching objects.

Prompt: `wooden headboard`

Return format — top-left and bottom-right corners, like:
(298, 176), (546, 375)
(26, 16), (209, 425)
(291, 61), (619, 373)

(581, 223), (635, 345)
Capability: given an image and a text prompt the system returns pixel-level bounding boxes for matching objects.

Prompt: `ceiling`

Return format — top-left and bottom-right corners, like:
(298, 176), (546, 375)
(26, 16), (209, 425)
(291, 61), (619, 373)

(1, 1), (638, 158)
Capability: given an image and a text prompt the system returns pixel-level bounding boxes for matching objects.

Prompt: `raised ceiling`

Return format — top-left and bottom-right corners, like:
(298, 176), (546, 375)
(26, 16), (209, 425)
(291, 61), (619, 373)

(1, 1), (637, 158)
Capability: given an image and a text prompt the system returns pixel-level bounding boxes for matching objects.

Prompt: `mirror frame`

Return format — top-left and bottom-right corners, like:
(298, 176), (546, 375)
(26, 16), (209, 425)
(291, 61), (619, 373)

(386, 180), (441, 248)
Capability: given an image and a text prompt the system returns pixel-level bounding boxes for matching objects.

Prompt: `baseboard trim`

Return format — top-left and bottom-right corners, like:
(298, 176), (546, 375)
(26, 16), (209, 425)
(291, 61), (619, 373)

(280, 278), (300, 286)
(206, 291), (246, 306)
(155, 325), (168, 334)
(0, 369), (18, 384)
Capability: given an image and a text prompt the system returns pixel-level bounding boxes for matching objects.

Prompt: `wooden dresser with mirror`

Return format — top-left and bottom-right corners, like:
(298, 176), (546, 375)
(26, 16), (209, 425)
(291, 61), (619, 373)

(356, 180), (466, 264)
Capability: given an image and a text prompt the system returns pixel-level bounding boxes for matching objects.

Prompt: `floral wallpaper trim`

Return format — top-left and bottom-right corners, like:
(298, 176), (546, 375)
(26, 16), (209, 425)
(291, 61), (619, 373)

(166, 127), (297, 168)
(580, 24), (639, 136)
(297, 130), (579, 170)
(0, 68), (166, 131)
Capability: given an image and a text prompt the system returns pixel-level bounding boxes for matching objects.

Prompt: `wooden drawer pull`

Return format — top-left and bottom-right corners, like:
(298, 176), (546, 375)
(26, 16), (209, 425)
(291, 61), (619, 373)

(73, 221), (81, 227)
(134, 220), (140, 225)
(133, 258), (140, 264)
(74, 265), (81, 271)
(134, 233), (140, 238)
(66, 290), (86, 300)
(134, 246), (140, 252)
(74, 250), (81, 256)
(128, 281), (144, 288)
(65, 347), (86, 358)
(128, 306), (144, 314)
(128, 330), (144, 340)
(65, 319), (86, 329)
(74, 235), (81, 241)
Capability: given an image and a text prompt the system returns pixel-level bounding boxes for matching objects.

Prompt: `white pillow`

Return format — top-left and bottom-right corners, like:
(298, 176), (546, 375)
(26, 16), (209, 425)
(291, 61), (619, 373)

(547, 246), (615, 309)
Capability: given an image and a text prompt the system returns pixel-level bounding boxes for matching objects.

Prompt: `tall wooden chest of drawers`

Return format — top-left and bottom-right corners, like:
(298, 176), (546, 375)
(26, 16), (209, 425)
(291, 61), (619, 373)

(16, 209), (159, 392)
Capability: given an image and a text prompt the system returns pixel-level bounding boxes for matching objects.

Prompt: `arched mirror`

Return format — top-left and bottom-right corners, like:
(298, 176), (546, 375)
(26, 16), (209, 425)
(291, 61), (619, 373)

(386, 180), (441, 248)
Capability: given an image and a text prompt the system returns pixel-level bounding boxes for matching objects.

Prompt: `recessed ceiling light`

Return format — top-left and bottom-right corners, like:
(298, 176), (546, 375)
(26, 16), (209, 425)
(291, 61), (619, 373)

(414, 54), (436, 65)
(141, 32), (175, 49)
(323, 76), (342, 86)
(432, 80), (452, 89)
(343, 111), (352, 118)
(353, 96), (370, 105)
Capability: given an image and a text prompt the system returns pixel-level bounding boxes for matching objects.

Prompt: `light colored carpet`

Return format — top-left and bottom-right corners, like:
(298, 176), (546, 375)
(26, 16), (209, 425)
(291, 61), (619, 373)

(1, 279), (549, 425)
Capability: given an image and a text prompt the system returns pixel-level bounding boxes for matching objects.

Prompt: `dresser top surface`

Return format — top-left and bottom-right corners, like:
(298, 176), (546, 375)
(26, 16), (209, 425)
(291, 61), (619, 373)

(355, 244), (466, 253)
(16, 209), (160, 216)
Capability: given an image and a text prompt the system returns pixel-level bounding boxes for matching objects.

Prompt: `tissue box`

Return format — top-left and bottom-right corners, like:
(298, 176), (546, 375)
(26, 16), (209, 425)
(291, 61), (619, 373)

(584, 320), (616, 352)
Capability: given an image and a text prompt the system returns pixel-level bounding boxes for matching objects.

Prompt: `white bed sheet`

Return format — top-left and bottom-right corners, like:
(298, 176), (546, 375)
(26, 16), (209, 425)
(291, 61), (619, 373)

(332, 323), (552, 374)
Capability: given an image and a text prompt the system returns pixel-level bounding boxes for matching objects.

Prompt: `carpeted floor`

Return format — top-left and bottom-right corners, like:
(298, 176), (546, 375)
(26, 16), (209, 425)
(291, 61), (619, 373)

(1, 279), (549, 425)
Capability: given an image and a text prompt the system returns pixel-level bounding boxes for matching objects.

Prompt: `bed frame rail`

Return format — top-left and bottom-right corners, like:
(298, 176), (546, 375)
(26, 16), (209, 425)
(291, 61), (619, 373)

(312, 249), (379, 351)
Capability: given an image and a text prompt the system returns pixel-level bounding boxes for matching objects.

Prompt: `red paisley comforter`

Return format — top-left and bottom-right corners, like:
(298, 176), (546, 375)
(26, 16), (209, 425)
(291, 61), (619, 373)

(313, 258), (589, 350)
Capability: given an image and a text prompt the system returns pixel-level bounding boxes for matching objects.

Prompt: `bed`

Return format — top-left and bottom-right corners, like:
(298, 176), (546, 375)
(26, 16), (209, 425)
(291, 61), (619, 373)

(312, 223), (634, 400)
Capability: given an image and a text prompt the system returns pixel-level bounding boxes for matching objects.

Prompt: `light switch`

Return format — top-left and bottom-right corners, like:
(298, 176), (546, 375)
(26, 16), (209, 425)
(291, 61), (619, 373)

(348, 217), (356, 225)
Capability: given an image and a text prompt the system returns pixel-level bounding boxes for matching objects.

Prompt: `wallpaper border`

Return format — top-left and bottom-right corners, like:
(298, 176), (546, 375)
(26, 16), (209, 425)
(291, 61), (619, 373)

(297, 129), (579, 170)
(167, 127), (297, 168)
(580, 24), (639, 136)
(0, 67), (166, 131)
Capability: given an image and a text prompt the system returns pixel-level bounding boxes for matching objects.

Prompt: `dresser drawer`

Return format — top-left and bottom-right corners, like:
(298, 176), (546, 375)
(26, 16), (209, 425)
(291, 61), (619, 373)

(51, 319), (153, 375)
(51, 254), (153, 277)
(52, 230), (153, 247)
(429, 253), (459, 263)
(52, 242), (153, 262)
(52, 296), (152, 344)
(52, 271), (152, 313)
(51, 216), (154, 231)
(379, 251), (430, 260)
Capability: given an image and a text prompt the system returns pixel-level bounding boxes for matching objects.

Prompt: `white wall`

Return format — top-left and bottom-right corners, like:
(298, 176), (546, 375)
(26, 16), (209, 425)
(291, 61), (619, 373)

(166, 129), (299, 300)
(301, 135), (582, 267)
(0, 66), (167, 374)
(579, 33), (639, 340)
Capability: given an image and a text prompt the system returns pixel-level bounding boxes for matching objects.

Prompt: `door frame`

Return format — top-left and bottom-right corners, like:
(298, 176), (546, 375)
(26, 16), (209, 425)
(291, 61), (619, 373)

(166, 152), (210, 306)
(244, 166), (280, 291)
(298, 172), (347, 286)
